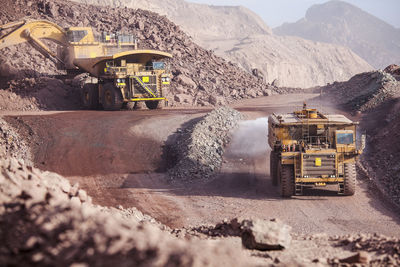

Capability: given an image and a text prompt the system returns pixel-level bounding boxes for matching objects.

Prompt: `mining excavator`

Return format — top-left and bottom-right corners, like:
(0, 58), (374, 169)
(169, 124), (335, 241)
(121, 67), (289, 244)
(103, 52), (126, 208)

(0, 20), (172, 110)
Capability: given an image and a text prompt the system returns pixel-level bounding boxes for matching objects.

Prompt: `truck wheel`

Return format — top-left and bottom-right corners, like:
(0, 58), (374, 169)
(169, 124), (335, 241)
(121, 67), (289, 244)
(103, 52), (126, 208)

(82, 83), (98, 109)
(102, 83), (123, 111)
(270, 151), (278, 186)
(280, 165), (295, 198)
(343, 163), (356, 196)
(145, 100), (162, 110)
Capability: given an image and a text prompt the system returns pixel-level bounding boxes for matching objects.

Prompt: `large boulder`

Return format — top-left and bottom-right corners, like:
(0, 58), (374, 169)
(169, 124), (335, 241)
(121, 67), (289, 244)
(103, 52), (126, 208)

(174, 93), (193, 104)
(241, 219), (292, 250)
(175, 74), (197, 89)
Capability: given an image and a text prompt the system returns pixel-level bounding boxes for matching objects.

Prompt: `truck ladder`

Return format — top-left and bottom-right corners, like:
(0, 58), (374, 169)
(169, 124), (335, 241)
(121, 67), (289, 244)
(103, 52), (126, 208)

(294, 156), (303, 195)
(133, 76), (157, 97)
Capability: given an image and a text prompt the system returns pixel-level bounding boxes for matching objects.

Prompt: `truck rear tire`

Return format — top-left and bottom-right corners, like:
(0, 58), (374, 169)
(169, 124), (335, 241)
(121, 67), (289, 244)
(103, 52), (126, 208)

(270, 151), (278, 186)
(145, 100), (162, 110)
(82, 83), (98, 110)
(102, 83), (123, 111)
(343, 163), (356, 196)
(280, 164), (295, 198)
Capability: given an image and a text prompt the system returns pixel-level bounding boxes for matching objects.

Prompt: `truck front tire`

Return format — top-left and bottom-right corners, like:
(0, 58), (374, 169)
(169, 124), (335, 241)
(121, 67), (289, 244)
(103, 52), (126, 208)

(145, 100), (162, 110)
(280, 164), (295, 198)
(343, 163), (356, 196)
(82, 83), (99, 110)
(102, 83), (123, 111)
(270, 151), (278, 186)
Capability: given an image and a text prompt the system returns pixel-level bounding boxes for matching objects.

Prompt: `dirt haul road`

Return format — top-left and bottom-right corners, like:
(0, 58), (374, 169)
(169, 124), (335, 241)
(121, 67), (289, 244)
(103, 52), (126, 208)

(4, 94), (400, 237)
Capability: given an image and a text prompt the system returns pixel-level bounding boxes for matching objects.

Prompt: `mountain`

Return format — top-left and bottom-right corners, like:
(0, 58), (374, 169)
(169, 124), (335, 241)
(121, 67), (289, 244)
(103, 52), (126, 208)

(71, 0), (372, 88)
(274, 0), (400, 69)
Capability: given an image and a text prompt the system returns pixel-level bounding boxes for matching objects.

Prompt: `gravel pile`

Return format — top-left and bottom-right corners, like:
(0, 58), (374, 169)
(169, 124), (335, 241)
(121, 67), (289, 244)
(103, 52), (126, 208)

(321, 68), (400, 112)
(0, 118), (32, 164)
(167, 106), (243, 181)
(0, 158), (254, 266)
(0, 0), (274, 111)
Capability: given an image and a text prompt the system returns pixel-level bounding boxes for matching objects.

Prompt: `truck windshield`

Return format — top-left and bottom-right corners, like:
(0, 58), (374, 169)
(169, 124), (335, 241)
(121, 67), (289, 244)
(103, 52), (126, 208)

(152, 62), (165, 70)
(337, 133), (353, 144)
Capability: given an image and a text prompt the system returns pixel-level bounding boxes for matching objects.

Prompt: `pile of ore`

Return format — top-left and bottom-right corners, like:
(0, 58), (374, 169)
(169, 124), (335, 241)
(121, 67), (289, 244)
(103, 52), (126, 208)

(0, 118), (32, 164)
(167, 106), (243, 181)
(321, 67), (400, 112)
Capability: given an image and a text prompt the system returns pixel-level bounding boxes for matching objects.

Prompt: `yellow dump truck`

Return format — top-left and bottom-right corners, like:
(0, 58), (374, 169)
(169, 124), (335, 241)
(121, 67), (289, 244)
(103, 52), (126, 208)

(0, 20), (172, 110)
(268, 104), (365, 197)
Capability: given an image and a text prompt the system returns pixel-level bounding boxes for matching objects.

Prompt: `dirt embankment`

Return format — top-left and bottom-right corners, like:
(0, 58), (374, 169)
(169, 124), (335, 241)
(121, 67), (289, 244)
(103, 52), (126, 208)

(320, 67), (400, 112)
(319, 65), (400, 208)
(0, 0), (275, 111)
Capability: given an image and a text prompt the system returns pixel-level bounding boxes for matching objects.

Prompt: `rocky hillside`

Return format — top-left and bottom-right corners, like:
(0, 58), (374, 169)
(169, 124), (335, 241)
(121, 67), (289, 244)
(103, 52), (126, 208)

(0, 0), (273, 110)
(71, 0), (372, 88)
(77, 0), (272, 41)
(275, 0), (400, 69)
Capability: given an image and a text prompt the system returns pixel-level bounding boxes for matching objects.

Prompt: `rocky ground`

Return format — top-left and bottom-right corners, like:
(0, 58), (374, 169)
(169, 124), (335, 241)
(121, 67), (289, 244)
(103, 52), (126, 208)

(0, 0), (275, 111)
(0, 157), (258, 266)
(1, 109), (399, 266)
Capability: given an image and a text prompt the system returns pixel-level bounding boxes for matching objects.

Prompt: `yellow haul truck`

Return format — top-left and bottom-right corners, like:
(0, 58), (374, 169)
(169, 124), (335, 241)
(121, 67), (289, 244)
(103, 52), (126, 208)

(268, 104), (365, 197)
(0, 20), (172, 110)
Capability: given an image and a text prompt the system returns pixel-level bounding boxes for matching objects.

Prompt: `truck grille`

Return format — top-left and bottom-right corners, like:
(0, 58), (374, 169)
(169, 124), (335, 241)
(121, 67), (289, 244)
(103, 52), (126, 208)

(302, 154), (336, 177)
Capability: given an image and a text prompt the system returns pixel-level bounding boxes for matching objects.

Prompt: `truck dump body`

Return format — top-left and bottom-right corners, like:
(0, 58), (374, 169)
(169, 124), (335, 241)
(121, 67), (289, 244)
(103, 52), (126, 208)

(268, 105), (364, 197)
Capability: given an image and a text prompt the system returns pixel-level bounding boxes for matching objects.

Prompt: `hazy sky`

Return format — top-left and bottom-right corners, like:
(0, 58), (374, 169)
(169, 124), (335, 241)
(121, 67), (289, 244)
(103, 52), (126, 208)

(187, 0), (400, 28)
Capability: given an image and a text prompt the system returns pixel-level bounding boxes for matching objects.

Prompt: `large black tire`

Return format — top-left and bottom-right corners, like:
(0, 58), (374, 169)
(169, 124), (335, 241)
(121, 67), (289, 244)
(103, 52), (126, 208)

(82, 83), (99, 110)
(102, 83), (123, 111)
(270, 151), (278, 186)
(145, 100), (162, 110)
(343, 163), (356, 196)
(280, 165), (295, 198)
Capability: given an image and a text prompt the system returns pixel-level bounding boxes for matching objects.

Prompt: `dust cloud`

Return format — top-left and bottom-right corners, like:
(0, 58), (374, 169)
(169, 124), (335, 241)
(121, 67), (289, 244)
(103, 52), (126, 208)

(228, 117), (270, 158)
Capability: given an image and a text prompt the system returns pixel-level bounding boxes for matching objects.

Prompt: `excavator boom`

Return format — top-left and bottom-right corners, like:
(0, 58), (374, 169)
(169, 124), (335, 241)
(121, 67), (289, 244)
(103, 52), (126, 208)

(0, 20), (68, 49)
